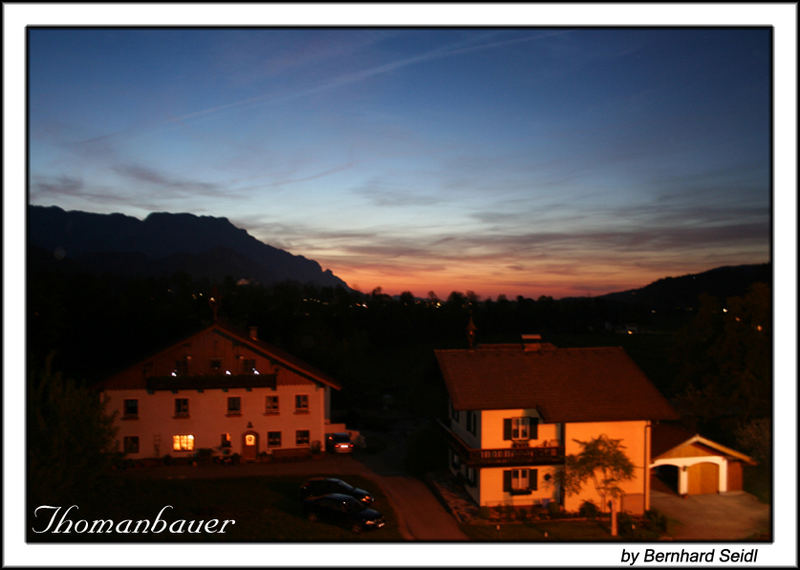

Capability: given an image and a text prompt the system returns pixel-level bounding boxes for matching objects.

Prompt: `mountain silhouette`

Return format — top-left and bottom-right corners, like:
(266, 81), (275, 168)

(28, 205), (348, 289)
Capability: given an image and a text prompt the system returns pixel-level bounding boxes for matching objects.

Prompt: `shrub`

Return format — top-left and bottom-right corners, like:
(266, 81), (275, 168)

(644, 509), (667, 532)
(617, 512), (635, 535)
(546, 501), (562, 518)
(579, 500), (600, 519)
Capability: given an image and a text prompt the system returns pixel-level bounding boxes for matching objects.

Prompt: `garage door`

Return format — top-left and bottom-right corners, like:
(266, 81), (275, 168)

(687, 462), (719, 495)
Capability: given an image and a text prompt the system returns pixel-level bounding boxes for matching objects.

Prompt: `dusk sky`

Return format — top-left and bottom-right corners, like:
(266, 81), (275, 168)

(28, 27), (771, 299)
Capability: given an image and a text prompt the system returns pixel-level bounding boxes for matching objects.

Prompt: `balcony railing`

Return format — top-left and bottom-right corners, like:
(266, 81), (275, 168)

(437, 419), (564, 467)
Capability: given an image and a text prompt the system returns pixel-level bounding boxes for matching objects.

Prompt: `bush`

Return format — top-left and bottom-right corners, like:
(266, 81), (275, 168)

(579, 500), (600, 519)
(546, 501), (562, 518)
(617, 511), (635, 535)
(644, 509), (667, 532)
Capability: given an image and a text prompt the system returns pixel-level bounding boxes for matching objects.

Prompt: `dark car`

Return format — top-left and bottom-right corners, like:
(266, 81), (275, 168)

(325, 432), (354, 453)
(302, 493), (386, 533)
(298, 477), (374, 504)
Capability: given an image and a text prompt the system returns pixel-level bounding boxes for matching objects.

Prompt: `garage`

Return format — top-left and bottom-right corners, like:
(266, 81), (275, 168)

(650, 423), (756, 496)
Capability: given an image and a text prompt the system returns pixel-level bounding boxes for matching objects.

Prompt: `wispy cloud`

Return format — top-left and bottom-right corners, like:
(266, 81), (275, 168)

(112, 163), (231, 197)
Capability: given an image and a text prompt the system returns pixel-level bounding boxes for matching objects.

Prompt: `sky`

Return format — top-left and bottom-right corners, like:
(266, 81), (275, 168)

(27, 27), (772, 299)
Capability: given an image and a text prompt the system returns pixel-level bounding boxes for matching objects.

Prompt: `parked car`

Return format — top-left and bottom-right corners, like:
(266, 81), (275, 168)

(302, 493), (386, 533)
(326, 432), (354, 453)
(298, 477), (374, 504)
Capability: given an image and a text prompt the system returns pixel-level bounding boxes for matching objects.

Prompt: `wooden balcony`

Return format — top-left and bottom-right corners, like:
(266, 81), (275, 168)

(438, 419), (564, 467)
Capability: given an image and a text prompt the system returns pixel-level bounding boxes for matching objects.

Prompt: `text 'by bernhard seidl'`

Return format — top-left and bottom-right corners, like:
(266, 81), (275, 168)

(621, 547), (758, 565)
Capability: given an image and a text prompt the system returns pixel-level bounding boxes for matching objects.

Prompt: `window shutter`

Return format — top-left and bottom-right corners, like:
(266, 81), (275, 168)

(530, 469), (538, 490)
(503, 419), (512, 440)
(503, 470), (512, 492)
(530, 417), (539, 440)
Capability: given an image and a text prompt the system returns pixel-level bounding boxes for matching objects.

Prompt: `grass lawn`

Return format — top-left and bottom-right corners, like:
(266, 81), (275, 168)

(29, 473), (404, 542)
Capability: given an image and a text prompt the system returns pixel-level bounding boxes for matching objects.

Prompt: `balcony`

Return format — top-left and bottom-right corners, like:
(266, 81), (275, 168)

(438, 419), (564, 467)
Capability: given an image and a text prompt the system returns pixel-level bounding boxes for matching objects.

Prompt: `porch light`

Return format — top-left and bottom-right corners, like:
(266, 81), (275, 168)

(171, 371), (177, 377)
(225, 370), (232, 375)
(253, 369), (260, 375)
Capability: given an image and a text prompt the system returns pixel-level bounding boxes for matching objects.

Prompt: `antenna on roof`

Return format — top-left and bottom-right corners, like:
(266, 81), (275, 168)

(466, 315), (477, 349)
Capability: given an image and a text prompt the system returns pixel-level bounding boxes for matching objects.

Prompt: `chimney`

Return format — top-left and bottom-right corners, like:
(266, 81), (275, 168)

(521, 333), (542, 351)
(249, 326), (259, 341)
(466, 316), (477, 349)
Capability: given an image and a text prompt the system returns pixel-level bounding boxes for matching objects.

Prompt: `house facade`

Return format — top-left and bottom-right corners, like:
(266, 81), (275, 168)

(99, 322), (341, 462)
(436, 335), (678, 515)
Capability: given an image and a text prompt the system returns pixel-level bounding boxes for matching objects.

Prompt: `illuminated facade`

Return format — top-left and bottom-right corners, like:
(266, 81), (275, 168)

(100, 322), (341, 461)
(436, 336), (678, 515)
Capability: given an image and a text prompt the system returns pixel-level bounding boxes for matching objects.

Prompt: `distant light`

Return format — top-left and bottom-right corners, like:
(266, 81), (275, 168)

(171, 371), (177, 377)
(722, 308), (728, 313)
(756, 325), (763, 332)
(225, 370), (231, 375)
(253, 369), (260, 375)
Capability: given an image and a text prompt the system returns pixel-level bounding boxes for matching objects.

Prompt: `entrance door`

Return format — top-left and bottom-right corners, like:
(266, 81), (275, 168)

(687, 462), (719, 494)
(242, 431), (259, 462)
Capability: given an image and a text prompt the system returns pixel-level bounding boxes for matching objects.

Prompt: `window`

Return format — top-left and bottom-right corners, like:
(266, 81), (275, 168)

(227, 396), (241, 415)
(172, 434), (195, 451)
(265, 396), (279, 414)
(503, 416), (538, 441)
(296, 430), (310, 446)
(466, 411), (477, 436)
(123, 399), (138, 418)
(123, 436), (139, 454)
(450, 402), (460, 422)
(174, 359), (188, 376)
(295, 394), (309, 413)
(210, 359), (222, 373)
(174, 398), (189, 417)
(467, 467), (476, 487)
(220, 433), (231, 448)
(242, 358), (256, 374)
(503, 468), (537, 494)
(450, 449), (460, 470)
(268, 431), (282, 447)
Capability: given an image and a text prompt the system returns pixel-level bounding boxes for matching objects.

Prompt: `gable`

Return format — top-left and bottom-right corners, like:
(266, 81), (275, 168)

(100, 323), (340, 391)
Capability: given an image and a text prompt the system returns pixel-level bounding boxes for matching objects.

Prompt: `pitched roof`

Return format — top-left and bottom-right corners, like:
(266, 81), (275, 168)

(651, 423), (757, 464)
(101, 321), (341, 390)
(435, 343), (678, 422)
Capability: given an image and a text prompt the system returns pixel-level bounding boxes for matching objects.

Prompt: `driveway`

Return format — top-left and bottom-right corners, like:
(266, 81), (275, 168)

(123, 448), (467, 541)
(650, 490), (770, 540)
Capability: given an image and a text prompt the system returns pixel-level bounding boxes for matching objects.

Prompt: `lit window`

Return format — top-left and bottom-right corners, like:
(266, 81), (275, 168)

(265, 396), (279, 414)
(227, 396), (241, 415)
(174, 398), (189, 417)
(123, 399), (138, 418)
(244, 433), (256, 446)
(220, 433), (231, 447)
(295, 394), (309, 413)
(123, 436), (140, 454)
(268, 431), (281, 447)
(172, 434), (195, 451)
(296, 430), (310, 446)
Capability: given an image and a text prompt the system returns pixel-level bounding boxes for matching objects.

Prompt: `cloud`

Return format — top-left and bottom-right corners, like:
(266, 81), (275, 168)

(112, 163), (230, 197)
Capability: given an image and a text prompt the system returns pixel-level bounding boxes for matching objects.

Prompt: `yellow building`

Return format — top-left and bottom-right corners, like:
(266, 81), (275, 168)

(435, 335), (678, 515)
(100, 321), (341, 462)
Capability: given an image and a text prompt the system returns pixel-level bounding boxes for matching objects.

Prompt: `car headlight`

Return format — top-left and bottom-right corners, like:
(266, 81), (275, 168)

(364, 519), (377, 525)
